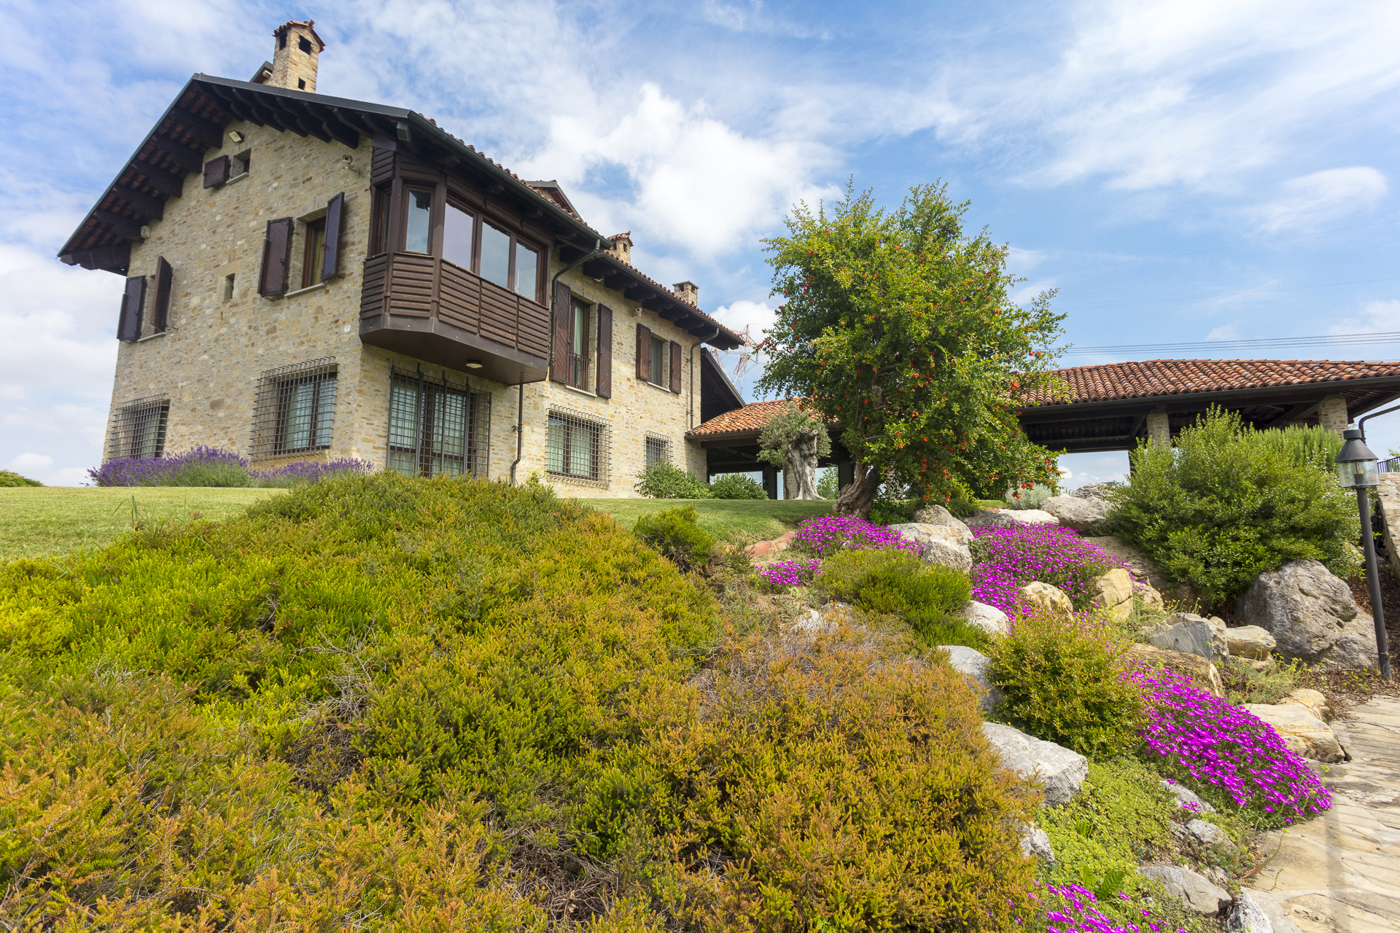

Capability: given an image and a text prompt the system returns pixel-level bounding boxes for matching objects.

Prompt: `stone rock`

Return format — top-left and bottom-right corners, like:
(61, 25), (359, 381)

(1236, 559), (1379, 670)
(886, 523), (974, 574)
(1226, 891), (1273, 933)
(1225, 625), (1277, 660)
(980, 721), (1089, 806)
(1022, 581), (1074, 615)
(966, 509), (1020, 530)
(794, 607), (836, 635)
(1138, 864), (1232, 915)
(1278, 688), (1328, 720)
(920, 540), (973, 574)
(940, 645), (1003, 712)
(1002, 508), (1059, 525)
(1243, 657), (1276, 674)
(1148, 613), (1227, 663)
(1018, 823), (1055, 864)
(1184, 818), (1237, 854)
(910, 506), (974, 544)
(957, 600), (1010, 636)
(1091, 568), (1135, 621)
(1072, 481), (1121, 499)
(1238, 890), (1301, 933)
(1127, 644), (1225, 697)
(1243, 702), (1345, 762)
(1160, 778), (1216, 814)
(1042, 494), (1112, 533)
(1084, 535), (1195, 605)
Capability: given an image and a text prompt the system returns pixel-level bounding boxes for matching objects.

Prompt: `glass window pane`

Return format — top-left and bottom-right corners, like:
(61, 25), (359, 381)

(480, 222), (511, 289)
(443, 203), (474, 269)
(651, 338), (664, 385)
(547, 416), (566, 473)
(569, 424), (592, 477)
(573, 303), (588, 358)
(515, 243), (539, 300)
(313, 378), (337, 447)
(405, 190), (433, 253)
(281, 382), (314, 451)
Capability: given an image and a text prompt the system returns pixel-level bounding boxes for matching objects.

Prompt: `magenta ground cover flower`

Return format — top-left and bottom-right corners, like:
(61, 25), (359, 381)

(1022, 883), (1184, 933)
(1131, 667), (1330, 824)
(788, 515), (922, 558)
(758, 558), (823, 587)
(970, 523), (1131, 617)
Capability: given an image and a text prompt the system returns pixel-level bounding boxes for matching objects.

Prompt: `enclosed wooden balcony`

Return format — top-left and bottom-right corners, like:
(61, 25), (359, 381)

(359, 252), (552, 385)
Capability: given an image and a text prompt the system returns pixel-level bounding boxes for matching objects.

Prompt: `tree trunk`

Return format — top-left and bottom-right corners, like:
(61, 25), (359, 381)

(786, 432), (821, 499)
(835, 461), (882, 517)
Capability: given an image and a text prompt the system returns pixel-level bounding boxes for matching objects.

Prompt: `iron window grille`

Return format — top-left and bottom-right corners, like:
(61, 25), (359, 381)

(547, 408), (610, 486)
(108, 395), (169, 460)
(251, 358), (338, 459)
(387, 367), (491, 479)
(645, 435), (671, 468)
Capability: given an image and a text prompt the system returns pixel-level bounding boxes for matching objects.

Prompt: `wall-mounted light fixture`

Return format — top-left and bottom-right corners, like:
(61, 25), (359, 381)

(228, 130), (245, 144)
(464, 359), (483, 369)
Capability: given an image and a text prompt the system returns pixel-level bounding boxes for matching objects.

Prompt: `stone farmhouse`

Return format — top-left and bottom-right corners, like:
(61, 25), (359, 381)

(60, 20), (747, 497)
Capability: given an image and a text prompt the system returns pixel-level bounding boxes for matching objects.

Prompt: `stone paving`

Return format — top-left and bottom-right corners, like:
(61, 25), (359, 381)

(1245, 696), (1400, 933)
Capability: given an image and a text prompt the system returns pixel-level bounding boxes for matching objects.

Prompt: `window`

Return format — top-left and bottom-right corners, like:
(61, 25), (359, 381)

(387, 369), (491, 478)
(301, 218), (326, 288)
(479, 220), (511, 289)
(299, 35), (313, 53)
(515, 243), (539, 299)
(109, 396), (169, 460)
(250, 358), (338, 459)
(547, 409), (608, 483)
(649, 336), (665, 387)
(371, 186), (391, 256)
(443, 202), (474, 269)
(568, 298), (590, 389)
(405, 189), (433, 253)
(646, 436), (670, 468)
(223, 273), (235, 301)
(232, 150), (250, 178)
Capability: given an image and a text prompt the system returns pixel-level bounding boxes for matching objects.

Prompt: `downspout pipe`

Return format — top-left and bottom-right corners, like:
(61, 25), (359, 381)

(510, 238), (604, 484)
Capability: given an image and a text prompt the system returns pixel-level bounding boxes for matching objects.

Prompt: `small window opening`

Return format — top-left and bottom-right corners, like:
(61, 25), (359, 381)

(279, 33), (287, 49)
(649, 336), (665, 386)
(302, 218), (326, 288)
(298, 36), (313, 54)
(405, 189), (433, 254)
(646, 436), (670, 468)
(223, 273), (235, 301)
(297, 78), (306, 90)
(231, 150), (251, 178)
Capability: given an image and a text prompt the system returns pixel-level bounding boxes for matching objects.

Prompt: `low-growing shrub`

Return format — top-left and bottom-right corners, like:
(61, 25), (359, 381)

(634, 460), (712, 498)
(818, 548), (973, 644)
(709, 472), (767, 500)
(1132, 667), (1330, 826)
(970, 523), (1131, 614)
(1108, 407), (1359, 608)
(1221, 655), (1304, 705)
(0, 470), (42, 487)
(88, 446), (374, 487)
(1005, 482), (1054, 510)
(788, 514), (921, 558)
(633, 504), (715, 572)
(989, 612), (1145, 757)
(868, 493), (920, 525)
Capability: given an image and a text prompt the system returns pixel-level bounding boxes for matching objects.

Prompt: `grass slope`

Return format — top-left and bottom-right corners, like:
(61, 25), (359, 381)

(581, 497), (831, 546)
(0, 486), (282, 560)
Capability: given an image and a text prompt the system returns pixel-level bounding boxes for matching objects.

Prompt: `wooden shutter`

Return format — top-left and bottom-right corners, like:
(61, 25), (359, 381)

(117, 275), (146, 341)
(551, 280), (572, 383)
(203, 155), (230, 188)
(596, 304), (613, 398)
(669, 340), (682, 394)
(151, 256), (173, 333)
(636, 323), (651, 380)
(321, 192), (345, 281)
(258, 217), (293, 296)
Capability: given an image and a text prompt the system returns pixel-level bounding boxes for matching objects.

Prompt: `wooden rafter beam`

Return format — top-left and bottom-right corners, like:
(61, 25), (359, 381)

(147, 135), (202, 174)
(166, 106), (225, 150)
(60, 244), (131, 271)
(623, 285), (651, 301)
(93, 209), (144, 240)
(113, 186), (165, 221)
(137, 168), (184, 198)
(581, 259), (610, 279)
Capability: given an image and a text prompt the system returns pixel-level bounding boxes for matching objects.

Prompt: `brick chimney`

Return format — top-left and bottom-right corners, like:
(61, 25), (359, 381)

(674, 281), (698, 305)
(266, 20), (325, 92)
(607, 232), (633, 264)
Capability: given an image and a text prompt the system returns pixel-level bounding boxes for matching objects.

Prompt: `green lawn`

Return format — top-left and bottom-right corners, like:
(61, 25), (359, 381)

(0, 487), (283, 561)
(580, 497), (833, 546)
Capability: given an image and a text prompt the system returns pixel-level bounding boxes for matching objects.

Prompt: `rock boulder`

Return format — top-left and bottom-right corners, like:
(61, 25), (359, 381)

(910, 506), (973, 544)
(1042, 494), (1112, 533)
(886, 523), (974, 573)
(1022, 581), (1074, 615)
(1127, 644), (1225, 697)
(1139, 864), (1232, 915)
(1236, 559), (1380, 670)
(1225, 625), (1277, 660)
(1072, 482), (1122, 499)
(940, 645), (1003, 711)
(981, 722), (1089, 806)
(1244, 702), (1345, 762)
(1147, 613), (1228, 663)
(957, 600), (1010, 636)
(1160, 778), (1215, 814)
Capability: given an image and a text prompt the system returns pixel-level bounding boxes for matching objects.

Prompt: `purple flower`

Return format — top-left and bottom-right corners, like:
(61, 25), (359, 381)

(89, 446), (374, 488)
(969, 523), (1132, 618)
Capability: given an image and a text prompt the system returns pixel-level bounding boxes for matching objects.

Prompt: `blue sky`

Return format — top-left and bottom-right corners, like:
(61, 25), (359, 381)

(3, 0), (1399, 486)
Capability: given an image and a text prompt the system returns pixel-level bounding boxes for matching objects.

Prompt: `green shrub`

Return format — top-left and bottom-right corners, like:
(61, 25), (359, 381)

(1108, 407), (1359, 608)
(818, 548), (973, 644)
(1221, 655), (1304, 705)
(946, 486), (979, 518)
(709, 472), (767, 500)
(1256, 423), (1345, 473)
(634, 460), (712, 498)
(989, 612), (1145, 757)
(1005, 482), (1054, 509)
(633, 504), (716, 572)
(0, 470), (42, 487)
(868, 494), (919, 525)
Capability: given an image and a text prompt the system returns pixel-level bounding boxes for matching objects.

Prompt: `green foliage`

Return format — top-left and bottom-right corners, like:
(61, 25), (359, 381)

(756, 401), (832, 470)
(868, 493), (920, 525)
(633, 504), (716, 572)
(946, 486), (980, 518)
(1221, 655), (1305, 705)
(0, 470), (42, 487)
(989, 613), (1146, 757)
(1108, 407), (1360, 608)
(1005, 482), (1054, 510)
(1256, 423), (1346, 474)
(170, 460), (255, 487)
(816, 466), (839, 499)
(757, 180), (1065, 506)
(634, 460), (712, 499)
(817, 548), (974, 644)
(709, 472), (767, 500)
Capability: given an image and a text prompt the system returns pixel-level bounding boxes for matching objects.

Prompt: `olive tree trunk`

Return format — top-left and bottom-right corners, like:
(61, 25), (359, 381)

(784, 431), (822, 499)
(835, 461), (883, 517)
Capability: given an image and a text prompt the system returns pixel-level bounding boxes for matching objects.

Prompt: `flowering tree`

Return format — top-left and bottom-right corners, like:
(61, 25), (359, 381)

(757, 401), (831, 499)
(758, 181), (1065, 516)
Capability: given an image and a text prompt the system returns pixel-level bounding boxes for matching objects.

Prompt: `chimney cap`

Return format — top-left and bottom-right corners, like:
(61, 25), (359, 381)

(274, 19), (326, 52)
(608, 231), (633, 245)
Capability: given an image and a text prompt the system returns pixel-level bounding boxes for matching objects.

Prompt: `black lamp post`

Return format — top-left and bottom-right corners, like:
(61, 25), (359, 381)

(1335, 427), (1392, 680)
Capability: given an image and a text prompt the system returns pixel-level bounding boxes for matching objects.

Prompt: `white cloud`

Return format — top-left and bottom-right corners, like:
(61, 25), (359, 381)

(1325, 298), (1400, 335)
(1254, 167), (1388, 232)
(1006, 246), (1048, 271)
(1012, 279), (1057, 307)
(1206, 325), (1241, 340)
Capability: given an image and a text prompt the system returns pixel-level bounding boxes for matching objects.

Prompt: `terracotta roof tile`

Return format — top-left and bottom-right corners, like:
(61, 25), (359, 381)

(689, 398), (798, 437)
(1026, 359), (1400, 406)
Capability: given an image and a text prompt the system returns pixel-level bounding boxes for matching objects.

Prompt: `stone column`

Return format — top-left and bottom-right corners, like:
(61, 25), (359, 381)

(1146, 409), (1171, 447)
(1318, 395), (1348, 436)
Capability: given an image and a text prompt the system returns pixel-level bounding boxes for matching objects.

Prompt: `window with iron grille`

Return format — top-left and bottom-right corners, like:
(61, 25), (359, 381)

(387, 368), (491, 478)
(108, 395), (169, 460)
(645, 435), (670, 468)
(547, 408), (609, 485)
(251, 358), (338, 459)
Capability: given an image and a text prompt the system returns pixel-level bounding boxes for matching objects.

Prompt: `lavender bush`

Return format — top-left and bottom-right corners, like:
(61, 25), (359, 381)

(970, 524), (1131, 616)
(1132, 667), (1331, 826)
(89, 447), (373, 488)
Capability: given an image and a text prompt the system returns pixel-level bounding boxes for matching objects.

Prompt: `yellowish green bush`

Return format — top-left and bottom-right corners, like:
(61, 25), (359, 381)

(817, 547), (977, 646)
